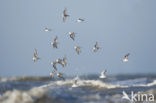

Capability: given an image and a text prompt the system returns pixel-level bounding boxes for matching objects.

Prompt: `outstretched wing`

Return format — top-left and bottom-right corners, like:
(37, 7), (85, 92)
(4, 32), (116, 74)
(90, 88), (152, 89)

(95, 42), (100, 49)
(63, 8), (67, 22)
(54, 36), (58, 42)
(63, 8), (67, 15)
(79, 18), (84, 21)
(95, 42), (98, 47)
(34, 48), (37, 57)
(125, 53), (130, 57)
(70, 34), (75, 40)
(104, 70), (107, 74)
(101, 70), (107, 76)
(50, 72), (55, 79)
(63, 16), (66, 22)
(58, 73), (63, 77)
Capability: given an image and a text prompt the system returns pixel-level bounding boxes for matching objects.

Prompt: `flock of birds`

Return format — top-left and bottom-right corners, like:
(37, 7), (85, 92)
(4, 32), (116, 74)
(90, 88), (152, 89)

(32, 8), (130, 83)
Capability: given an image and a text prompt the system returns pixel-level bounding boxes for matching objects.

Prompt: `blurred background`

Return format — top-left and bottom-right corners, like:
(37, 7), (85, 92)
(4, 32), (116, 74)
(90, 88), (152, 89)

(0, 0), (156, 77)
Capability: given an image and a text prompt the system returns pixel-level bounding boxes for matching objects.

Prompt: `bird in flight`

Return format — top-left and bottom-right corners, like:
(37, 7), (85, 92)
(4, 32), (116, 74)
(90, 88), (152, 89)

(56, 58), (64, 67)
(74, 46), (81, 55)
(72, 76), (79, 88)
(33, 48), (40, 62)
(50, 71), (56, 79)
(51, 36), (58, 48)
(99, 70), (107, 79)
(77, 18), (84, 23)
(93, 42), (100, 52)
(69, 32), (76, 41)
(57, 72), (65, 80)
(51, 61), (57, 71)
(44, 28), (51, 32)
(62, 56), (67, 67)
(62, 8), (69, 22)
(123, 53), (130, 62)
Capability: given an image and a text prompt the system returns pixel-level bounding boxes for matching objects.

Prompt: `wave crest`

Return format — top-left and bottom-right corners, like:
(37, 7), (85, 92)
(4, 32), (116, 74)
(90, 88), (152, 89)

(40, 78), (127, 89)
(0, 87), (47, 103)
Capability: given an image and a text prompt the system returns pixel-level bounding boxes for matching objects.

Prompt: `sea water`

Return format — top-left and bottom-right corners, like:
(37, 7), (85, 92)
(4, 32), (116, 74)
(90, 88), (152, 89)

(0, 74), (156, 103)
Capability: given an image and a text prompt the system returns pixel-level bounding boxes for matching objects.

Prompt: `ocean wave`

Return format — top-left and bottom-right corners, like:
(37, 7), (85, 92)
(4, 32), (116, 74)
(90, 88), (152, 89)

(40, 78), (128, 90)
(111, 77), (156, 88)
(0, 87), (47, 103)
(135, 79), (156, 87)
(0, 78), (127, 103)
(114, 77), (147, 86)
(39, 77), (156, 92)
(0, 77), (156, 103)
(1, 76), (155, 89)
(84, 88), (156, 103)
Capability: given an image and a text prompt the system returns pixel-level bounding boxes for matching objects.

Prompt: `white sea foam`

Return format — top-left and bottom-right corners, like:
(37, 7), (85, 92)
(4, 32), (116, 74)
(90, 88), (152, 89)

(1, 78), (156, 103)
(40, 78), (156, 91)
(40, 78), (127, 89)
(115, 78), (147, 86)
(135, 79), (156, 87)
(0, 87), (47, 103)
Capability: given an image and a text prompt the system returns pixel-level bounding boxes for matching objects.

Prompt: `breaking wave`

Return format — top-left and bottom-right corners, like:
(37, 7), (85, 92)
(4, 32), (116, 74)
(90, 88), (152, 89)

(40, 77), (128, 89)
(0, 76), (156, 103)
(0, 78), (127, 103)
(136, 79), (156, 87)
(0, 87), (47, 103)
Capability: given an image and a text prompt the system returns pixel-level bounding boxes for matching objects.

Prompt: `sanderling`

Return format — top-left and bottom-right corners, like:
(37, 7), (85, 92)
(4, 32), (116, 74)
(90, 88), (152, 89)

(33, 48), (40, 62)
(50, 71), (56, 79)
(72, 76), (79, 87)
(77, 18), (84, 23)
(44, 28), (51, 32)
(99, 70), (107, 79)
(69, 32), (76, 41)
(51, 61), (57, 71)
(57, 72), (65, 80)
(56, 58), (64, 66)
(51, 36), (58, 48)
(74, 46), (81, 55)
(62, 8), (69, 22)
(123, 53), (130, 62)
(62, 56), (67, 67)
(93, 42), (99, 52)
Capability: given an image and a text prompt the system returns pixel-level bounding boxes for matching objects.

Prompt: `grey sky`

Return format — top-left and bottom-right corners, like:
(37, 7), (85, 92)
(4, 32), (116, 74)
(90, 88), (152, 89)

(0, 0), (156, 76)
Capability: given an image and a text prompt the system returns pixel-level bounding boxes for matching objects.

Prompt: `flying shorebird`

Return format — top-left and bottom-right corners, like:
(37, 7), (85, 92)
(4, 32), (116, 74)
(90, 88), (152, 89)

(74, 46), (81, 55)
(62, 56), (67, 67)
(77, 18), (84, 23)
(44, 28), (51, 32)
(123, 53), (130, 62)
(33, 48), (40, 62)
(50, 71), (56, 79)
(57, 72), (65, 80)
(99, 70), (107, 79)
(51, 36), (58, 48)
(69, 32), (76, 41)
(62, 8), (69, 22)
(93, 42), (100, 52)
(51, 61), (57, 71)
(72, 76), (79, 87)
(56, 58), (63, 66)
